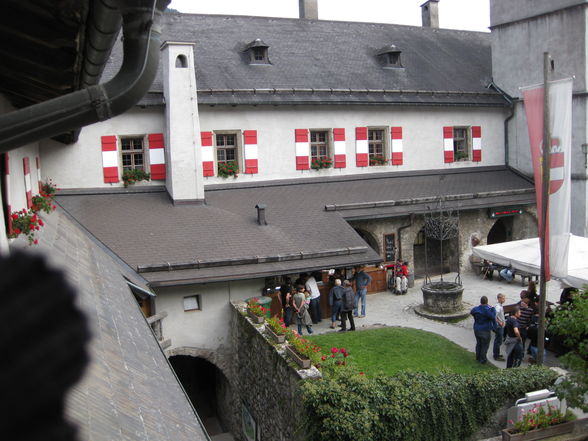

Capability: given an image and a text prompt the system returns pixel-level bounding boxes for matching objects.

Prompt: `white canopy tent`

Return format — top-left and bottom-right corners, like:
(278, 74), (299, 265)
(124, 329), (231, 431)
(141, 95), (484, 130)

(472, 234), (588, 289)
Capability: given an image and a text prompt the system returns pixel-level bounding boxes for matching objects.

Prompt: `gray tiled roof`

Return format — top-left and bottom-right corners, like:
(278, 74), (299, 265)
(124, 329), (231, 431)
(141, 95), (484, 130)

(13, 210), (209, 440)
(57, 166), (534, 286)
(104, 14), (506, 106)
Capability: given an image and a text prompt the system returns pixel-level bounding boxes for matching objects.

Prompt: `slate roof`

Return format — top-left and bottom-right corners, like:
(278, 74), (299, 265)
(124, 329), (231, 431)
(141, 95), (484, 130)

(57, 166), (534, 287)
(104, 13), (506, 107)
(13, 210), (209, 440)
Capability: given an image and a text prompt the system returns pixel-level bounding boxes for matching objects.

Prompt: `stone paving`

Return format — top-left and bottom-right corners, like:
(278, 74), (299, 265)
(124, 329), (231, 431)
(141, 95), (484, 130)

(309, 269), (564, 369)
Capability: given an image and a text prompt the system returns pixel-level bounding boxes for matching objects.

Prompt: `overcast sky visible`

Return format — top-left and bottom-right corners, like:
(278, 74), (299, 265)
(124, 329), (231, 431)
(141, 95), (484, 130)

(168, 0), (490, 32)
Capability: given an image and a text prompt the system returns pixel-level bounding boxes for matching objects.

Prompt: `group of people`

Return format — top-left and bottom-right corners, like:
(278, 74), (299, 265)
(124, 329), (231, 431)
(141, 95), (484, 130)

(470, 281), (554, 368)
(385, 260), (409, 294)
(273, 268), (373, 335)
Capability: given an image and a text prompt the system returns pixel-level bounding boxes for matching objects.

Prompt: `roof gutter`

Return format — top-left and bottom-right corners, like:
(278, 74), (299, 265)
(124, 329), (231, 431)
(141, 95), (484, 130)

(0, 0), (170, 153)
(488, 80), (515, 166)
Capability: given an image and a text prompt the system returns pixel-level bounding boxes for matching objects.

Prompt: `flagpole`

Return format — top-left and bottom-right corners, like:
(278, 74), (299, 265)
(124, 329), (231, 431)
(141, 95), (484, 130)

(537, 52), (551, 366)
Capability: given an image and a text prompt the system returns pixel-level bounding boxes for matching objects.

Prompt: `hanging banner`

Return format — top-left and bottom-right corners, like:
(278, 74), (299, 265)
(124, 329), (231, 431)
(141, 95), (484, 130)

(522, 78), (573, 279)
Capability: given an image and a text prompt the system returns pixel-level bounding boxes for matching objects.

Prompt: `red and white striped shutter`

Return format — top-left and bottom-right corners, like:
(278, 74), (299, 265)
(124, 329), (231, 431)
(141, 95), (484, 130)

(23, 157), (32, 208)
(391, 127), (403, 165)
(443, 126), (454, 163)
(4, 154), (11, 234)
(201, 131), (215, 177)
(148, 133), (166, 180)
(333, 128), (346, 168)
(243, 130), (258, 174)
(35, 156), (42, 192)
(472, 126), (482, 162)
(295, 129), (309, 170)
(101, 135), (119, 183)
(355, 127), (368, 167)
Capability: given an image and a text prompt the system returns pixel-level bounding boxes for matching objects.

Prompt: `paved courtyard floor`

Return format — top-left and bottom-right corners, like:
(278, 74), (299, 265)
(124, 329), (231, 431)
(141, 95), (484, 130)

(309, 269), (565, 369)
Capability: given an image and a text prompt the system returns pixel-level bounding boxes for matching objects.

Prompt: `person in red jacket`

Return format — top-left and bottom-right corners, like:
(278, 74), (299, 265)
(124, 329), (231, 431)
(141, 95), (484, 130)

(395, 261), (409, 294)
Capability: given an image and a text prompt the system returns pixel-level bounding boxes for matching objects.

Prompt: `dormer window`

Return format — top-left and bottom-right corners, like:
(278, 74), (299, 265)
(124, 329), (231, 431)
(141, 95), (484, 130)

(377, 45), (403, 69)
(243, 39), (270, 65)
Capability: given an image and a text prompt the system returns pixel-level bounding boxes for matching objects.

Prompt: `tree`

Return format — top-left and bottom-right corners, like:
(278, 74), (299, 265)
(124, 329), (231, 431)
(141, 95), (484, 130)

(548, 289), (588, 411)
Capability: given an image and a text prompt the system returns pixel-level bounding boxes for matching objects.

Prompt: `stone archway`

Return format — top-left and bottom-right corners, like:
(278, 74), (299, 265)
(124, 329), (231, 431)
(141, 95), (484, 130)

(487, 217), (513, 244)
(354, 228), (380, 254)
(169, 354), (233, 439)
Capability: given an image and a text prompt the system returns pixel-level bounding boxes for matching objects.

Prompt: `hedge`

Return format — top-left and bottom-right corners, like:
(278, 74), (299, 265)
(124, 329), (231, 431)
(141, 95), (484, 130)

(301, 366), (558, 441)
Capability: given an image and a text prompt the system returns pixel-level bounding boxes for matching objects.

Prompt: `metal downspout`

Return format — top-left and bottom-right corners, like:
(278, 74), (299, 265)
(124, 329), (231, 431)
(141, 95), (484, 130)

(0, 0), (170, 153)
(488, 80), (515, 166)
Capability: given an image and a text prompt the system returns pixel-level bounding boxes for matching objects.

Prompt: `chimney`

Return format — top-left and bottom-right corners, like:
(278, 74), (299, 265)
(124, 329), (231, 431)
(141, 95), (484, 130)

(299, 0), (318, 20)
(256, 204), (267, 225)
(421, 0), (439, 28)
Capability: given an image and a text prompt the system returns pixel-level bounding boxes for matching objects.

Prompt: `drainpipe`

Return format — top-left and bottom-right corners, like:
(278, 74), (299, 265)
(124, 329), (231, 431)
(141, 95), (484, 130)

(488, 80), (515, 166)
(397, 214), (414, 287)
(0, 0), (170, 153)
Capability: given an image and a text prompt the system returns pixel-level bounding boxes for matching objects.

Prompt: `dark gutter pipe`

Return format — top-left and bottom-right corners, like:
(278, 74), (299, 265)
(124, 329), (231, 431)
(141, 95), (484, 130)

(488, 80), (515, 166)
(0, 0), (169, 153)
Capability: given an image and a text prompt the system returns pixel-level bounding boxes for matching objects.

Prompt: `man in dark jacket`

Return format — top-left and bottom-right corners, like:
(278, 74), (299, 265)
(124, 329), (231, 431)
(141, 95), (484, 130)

(340, 280), (356, 332)
(328, 279), (345, 329)
(470, 296), (496, 364)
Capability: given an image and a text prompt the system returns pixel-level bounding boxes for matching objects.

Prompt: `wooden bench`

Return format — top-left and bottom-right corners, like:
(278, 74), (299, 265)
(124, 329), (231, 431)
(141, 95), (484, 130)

(515, 271), (539, 287)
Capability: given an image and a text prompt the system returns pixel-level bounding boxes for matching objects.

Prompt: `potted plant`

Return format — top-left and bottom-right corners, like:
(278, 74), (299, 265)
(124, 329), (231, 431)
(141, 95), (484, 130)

(284, 329), (321, 369)
(310, 157), (333, 170)
(369, 155), (388, 166)
(265, 316), (287, 343)
(122, 169), (150, 187)
(9, 209), (45, 245)
(217, 161), (239, 178)
(501, 405), (576, 441)
(246, 298), (267, 324)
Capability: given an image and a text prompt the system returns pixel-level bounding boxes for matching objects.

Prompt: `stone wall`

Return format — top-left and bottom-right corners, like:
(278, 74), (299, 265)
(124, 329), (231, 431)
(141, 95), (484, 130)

(224, 301), (320, 441)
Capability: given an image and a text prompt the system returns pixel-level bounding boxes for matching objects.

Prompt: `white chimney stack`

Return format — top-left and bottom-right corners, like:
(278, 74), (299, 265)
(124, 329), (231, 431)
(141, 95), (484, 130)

(421, 0), (440, 28)
(299, 0), (318, 20)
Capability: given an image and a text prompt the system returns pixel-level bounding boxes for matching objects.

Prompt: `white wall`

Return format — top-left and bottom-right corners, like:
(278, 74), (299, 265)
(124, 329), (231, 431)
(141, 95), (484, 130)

(198, 104), (508, 184)
(38, 103), (507, 190)
(154, 278), (263, 351)
(40, 107), (165, 189)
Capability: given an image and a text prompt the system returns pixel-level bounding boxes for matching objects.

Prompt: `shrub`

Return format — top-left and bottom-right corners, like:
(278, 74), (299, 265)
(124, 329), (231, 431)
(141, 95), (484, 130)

(548, 289), (588, 411)
(301, 366), (558, 441)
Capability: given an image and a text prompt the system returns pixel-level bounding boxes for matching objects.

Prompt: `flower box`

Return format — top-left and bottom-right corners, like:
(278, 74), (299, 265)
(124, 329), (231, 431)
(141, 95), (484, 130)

(247, 309), (265, 324)
(285, 344), (311, 369)
(266, 325), (286, 343)
(501, 421), (575, 441)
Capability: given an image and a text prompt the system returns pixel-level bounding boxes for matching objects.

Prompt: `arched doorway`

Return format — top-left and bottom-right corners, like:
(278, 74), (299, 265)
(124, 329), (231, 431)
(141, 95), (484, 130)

(354, 228), (379, 254)
(412, 228), (459, 278)
(487, 217), (513, 244)
(169, 355), (232, 438)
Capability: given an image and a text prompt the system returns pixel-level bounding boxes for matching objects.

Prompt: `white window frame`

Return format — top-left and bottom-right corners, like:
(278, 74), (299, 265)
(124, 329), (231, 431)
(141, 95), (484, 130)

(453, 126), (471, 162)
(367, 127), (389, 166)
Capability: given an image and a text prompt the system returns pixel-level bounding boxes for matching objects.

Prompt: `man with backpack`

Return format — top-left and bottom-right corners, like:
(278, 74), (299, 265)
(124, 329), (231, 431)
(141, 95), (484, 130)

(340, 280), (356, 332)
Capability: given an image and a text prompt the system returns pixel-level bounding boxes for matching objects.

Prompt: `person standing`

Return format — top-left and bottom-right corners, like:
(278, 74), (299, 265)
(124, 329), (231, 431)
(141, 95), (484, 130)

(328, 279), (344, 329)
(504, 307), (523, 368)
(292, 285), (313, 335)
(470, 296), (496, 364)
(305, 272), (322, 324)
(340, 280), (356, 332)
(353, 266), (372, 317)
(493, 293), (506, 361)
(281, 278), (294, 326)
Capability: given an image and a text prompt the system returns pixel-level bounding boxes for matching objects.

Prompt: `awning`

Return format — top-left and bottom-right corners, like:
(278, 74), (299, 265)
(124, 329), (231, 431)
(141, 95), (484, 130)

(472, 234), (588, 289)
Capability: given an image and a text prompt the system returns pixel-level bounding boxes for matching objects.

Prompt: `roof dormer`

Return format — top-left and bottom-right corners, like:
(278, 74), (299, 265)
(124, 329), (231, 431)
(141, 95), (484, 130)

(243, 39), (270, 65)
(377, 45), (403, 69)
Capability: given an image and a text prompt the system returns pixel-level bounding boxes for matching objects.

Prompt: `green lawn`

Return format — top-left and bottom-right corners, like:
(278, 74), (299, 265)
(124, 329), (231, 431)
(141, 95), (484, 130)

(307, 326), (496, 376)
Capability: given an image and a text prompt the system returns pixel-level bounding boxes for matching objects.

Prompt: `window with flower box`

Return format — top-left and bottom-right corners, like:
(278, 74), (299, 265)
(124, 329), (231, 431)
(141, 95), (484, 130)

(120, 137), (146, 172)
(214, 131), (242, 177)
(453, 127), (470, 162)
(368, 128), (388, 166)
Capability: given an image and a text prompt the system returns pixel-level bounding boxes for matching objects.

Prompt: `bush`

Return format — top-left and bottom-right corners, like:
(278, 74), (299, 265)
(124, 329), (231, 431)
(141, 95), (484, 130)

(301, 366), (558, 441)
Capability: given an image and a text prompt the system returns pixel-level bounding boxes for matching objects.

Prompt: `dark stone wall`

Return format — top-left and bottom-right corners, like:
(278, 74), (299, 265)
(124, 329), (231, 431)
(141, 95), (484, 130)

(223, 301), (320, 441)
